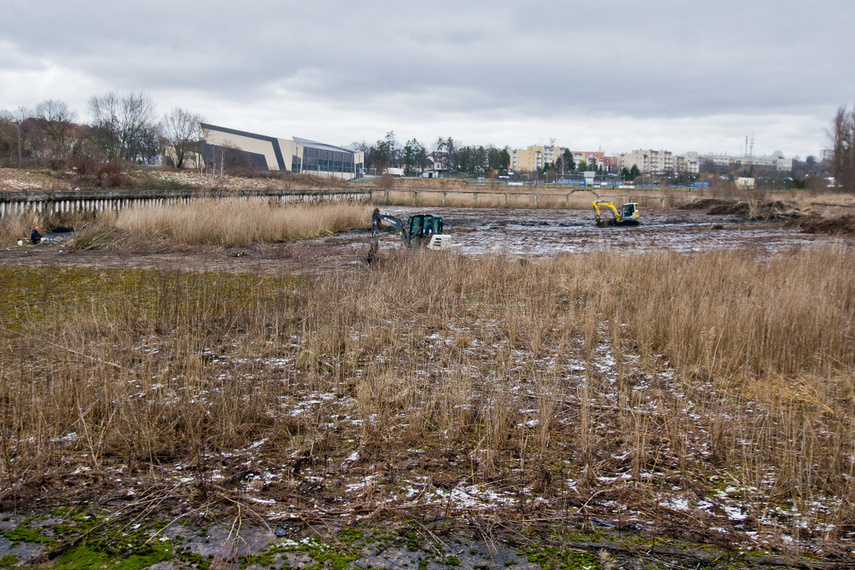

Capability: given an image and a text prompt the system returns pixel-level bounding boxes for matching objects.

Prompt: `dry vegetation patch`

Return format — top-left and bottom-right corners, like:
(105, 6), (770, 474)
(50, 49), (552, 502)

(1, 247), (854, 561)
(113, 198), (373, 246)
(0, 168), (73, 192)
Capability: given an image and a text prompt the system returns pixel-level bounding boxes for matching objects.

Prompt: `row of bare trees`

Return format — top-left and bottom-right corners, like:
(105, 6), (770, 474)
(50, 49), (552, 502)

(0, 92), (203, 170)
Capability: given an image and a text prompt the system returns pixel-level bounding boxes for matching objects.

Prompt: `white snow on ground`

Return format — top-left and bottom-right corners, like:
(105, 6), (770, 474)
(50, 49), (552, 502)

(109, 326), (849, 557)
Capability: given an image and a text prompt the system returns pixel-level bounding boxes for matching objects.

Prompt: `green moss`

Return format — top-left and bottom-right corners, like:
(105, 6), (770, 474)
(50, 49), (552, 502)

(175, 549), (211, 569)
(0, 555), (19, 568)
(340, 527), (364, 544)
(524, 545), (600, 569)
(52, 542), (171, 570)
(246, 551), (276, 567)
(309, 546), (358, 570)
(3, 525), (51, 544)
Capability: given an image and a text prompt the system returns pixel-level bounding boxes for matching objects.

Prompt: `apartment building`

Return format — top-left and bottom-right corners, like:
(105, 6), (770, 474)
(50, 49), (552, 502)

(675, 152), (699, 174)
(620, 149), (699, 175)
(510, 145), (562, 172)
(572, 151), (603, 166)
(619, 149), (673, 174)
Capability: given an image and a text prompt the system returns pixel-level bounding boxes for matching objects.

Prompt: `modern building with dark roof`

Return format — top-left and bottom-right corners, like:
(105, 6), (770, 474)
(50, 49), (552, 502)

(200, 123), (364, 180)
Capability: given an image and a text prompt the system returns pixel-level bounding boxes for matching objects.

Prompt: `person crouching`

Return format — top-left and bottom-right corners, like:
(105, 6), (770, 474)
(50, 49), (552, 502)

(30, 227), (42, 244)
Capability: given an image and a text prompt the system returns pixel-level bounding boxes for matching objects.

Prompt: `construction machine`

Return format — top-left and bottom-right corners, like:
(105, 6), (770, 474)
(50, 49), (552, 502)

(593, 200), (640, 226)
(367, 208), (451, 262)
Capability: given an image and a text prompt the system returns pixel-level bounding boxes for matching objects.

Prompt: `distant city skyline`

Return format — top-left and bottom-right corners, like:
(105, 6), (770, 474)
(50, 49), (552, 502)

(2, 0), (852, 160)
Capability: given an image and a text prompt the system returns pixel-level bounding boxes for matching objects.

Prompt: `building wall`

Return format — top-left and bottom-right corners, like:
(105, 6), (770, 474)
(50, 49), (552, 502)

(619, 149), (697, 174)
(510, 146), (542, 172)
(510, 145), (562, 172)
(201, 125), (285, 171)
(278, 139), (303, 172)
(700, 151), (792, 173)
(201, 123), (362, 180)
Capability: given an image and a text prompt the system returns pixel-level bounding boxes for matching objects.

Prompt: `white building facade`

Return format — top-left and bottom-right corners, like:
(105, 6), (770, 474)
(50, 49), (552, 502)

(619, 149), (699, 175)
(201, 123), (364, 180)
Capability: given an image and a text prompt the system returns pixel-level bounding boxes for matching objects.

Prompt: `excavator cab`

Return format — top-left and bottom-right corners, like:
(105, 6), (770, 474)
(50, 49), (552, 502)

(621, 203), (637, 220)
(408, 214), (443, 246)
(408, 214), (448, 249)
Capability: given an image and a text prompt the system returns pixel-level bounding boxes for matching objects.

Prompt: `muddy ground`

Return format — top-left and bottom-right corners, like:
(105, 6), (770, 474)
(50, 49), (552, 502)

(1, 205), (850, 274)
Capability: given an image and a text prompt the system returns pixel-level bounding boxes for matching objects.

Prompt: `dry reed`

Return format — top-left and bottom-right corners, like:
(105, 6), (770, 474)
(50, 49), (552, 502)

(114, 198), (373, 246)
(1, 245), (854, 551)
(0, 213), (36, 243)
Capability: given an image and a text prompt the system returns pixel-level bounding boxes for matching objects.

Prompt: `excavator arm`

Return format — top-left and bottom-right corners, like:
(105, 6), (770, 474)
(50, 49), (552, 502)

(593, 200), (621, 225)
(372, 209), (409, 240)
(368, 208), (408, 261)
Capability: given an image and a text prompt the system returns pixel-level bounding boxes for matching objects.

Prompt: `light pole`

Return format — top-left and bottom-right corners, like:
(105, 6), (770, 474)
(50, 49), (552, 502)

(15, 111), (23, 169)
(16, 121), (22, 169)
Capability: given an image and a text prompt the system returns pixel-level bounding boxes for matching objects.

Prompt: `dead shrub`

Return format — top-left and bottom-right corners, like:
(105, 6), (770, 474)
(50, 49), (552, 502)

(99, 160), (128, 188)
(378, 173), (396, 190)
(71, 156), (131, 188)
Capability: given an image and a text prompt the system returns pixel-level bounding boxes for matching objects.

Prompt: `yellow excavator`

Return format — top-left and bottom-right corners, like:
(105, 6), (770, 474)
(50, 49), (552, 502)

(593, 200), (640, 227)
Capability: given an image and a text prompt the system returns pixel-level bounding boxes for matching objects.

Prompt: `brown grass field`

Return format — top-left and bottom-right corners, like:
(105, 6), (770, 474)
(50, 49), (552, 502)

(1, 191), (855, 566)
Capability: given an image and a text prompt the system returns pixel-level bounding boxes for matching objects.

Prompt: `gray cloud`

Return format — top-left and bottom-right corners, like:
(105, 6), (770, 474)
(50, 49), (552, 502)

(2, 0), (853, 157)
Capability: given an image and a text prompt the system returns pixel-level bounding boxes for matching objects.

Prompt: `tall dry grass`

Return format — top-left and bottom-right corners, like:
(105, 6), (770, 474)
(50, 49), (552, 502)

(0, 213), (36, 243)
(0, 211), (99, 244)
(114, 198), (373, 246)
(1, 246), (854, 544)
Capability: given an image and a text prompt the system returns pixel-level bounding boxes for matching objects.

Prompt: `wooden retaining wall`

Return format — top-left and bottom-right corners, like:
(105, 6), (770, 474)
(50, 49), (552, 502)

(0, 188), (372, 217)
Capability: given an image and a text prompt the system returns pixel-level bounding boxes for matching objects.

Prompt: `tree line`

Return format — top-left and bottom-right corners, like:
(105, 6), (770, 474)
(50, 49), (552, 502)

(0, 92), (203, 170)
(5, 91), (851, 192)
(352, 131), (512, 178)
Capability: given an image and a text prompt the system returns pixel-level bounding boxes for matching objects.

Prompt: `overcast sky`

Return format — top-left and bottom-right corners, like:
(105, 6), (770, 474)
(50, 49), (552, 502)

(2, 0), (853, 159)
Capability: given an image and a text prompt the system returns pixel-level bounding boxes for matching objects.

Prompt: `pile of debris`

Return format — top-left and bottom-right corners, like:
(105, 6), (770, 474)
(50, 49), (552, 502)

(683, 198), (855, 235)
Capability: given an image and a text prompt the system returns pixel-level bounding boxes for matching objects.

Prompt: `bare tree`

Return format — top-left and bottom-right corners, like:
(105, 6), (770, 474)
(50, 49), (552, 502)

(0, 110), (16, 167)
(160, 107), (203, 169)
(89, 91), (159, 163)
(12, 107), (29, 168)
(34, 99), (77, 162)
(831, 105), (855, 192)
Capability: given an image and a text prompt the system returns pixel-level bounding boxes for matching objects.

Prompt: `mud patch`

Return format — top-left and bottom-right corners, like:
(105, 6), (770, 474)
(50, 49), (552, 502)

(678, 198), (735, 211)
(799, 214), (855, 235)
(690, 199), (795, 220)
(1, 207), (851, 274)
